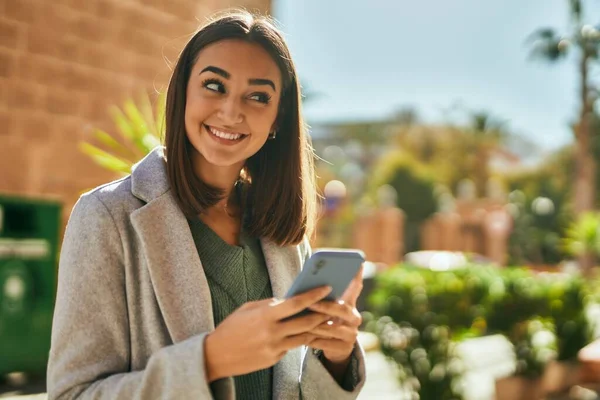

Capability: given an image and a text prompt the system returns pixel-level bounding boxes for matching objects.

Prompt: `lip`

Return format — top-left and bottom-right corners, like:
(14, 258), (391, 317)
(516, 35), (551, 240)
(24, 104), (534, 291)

(204, 124), (248, 146)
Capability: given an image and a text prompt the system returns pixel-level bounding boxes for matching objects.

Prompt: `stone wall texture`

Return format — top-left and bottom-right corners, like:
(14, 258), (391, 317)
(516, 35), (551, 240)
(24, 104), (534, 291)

(0, 0), (271, 227)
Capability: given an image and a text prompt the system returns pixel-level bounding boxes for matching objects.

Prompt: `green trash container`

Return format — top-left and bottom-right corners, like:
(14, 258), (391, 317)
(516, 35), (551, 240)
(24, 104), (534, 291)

(0, 195), (62, 376)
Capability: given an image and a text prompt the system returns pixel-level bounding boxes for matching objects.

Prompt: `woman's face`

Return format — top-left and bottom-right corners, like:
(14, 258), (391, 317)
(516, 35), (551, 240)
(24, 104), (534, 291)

(184, 39), (283, 169)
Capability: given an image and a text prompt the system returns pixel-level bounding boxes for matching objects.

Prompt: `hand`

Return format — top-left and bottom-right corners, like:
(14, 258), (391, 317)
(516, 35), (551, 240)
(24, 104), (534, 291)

(204, 285), (332, 381)
(307, 265), (364, 364)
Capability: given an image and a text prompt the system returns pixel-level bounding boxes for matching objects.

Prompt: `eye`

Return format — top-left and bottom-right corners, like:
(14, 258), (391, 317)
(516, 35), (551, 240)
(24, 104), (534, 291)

(248, 92), (272, 104)
(202, 78), (225, 93)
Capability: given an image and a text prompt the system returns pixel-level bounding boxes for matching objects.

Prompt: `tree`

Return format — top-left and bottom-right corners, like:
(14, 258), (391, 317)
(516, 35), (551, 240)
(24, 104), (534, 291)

(389, 109), (515, 198)
(369, 151), (439, 252)
(527, 0), (600, 216)
(528, 0), (600, 273)
(466, 111), (510, 197)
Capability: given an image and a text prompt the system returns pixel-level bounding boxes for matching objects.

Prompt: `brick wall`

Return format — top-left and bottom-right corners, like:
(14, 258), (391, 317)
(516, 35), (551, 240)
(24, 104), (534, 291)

(0, 0), (271, 226)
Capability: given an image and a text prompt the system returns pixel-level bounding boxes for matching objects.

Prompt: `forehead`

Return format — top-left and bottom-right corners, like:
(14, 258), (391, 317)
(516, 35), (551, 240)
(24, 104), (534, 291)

(192, 39), (282, 87)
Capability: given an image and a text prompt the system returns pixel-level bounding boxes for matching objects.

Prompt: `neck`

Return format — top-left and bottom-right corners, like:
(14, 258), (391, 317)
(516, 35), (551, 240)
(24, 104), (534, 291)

(191, 151), (244, 212)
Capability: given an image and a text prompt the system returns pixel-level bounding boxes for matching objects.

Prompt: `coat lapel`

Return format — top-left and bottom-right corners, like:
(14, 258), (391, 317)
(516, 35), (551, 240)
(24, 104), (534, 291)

(261, 238), (304, 399)
(129, 148), (215, 343)
(130, 191), (215, 342)
(260, 238), (298, 300)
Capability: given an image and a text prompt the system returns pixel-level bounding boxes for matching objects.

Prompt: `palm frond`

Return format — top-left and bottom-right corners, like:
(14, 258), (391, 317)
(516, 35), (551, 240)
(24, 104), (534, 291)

(80, 91), (166, 175)
(526, 28), (569, 62)
(528, 28), (560, 41)
(153, 91), (167, 141)
(79, 143), (133, 175)
(92, 129), (138, 161)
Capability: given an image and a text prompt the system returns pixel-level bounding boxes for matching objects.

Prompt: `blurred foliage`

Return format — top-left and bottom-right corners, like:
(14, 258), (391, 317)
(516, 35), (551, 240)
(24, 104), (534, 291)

(390, 125), (472, 194)
(369, 151), (438, 223)
(367, 316), (465, 400)
(505, 136), (600, 265)
(388, 110), (518, 198)
(463, 111), (510, 198)
(513, 319), (557, 378)
(548, 273), (591, 360)
(563, 212), (600, 257)
(365, 263), (593, 398)
(80, 92), (165, 175)
(503, 148), (573, 265)
(368, 151), (438, 252)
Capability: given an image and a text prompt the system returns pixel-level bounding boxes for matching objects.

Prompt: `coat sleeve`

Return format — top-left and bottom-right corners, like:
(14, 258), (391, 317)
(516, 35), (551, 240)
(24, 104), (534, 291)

(297, 238), (366, 399)
(47, 193), (234, 400)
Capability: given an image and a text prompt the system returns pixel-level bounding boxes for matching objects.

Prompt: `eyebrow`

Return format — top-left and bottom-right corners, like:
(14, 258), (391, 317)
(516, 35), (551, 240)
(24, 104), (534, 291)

(200, 65), (276, 91)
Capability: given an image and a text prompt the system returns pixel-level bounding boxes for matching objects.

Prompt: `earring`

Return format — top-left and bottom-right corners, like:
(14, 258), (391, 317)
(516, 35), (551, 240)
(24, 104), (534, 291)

(268, 130), (277, 140)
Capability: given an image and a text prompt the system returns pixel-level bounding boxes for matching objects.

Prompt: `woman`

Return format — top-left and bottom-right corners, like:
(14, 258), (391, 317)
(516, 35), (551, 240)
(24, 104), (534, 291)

(47, 10), (366, 400)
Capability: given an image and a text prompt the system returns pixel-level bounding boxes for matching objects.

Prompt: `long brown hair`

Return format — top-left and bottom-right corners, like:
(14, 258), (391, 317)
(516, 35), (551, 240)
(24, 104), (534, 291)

(164, 10), (316, 246)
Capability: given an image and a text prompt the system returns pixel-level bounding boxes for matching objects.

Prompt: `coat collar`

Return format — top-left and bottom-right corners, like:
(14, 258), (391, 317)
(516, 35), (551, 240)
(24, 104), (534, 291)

(130, 146), (170, 203)
(128, 147), (301, 395)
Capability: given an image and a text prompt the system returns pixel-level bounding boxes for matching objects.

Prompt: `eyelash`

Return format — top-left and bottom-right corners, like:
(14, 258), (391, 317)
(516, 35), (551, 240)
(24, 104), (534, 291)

(202, 78), (225, 94)
(201, 78), (272, 105)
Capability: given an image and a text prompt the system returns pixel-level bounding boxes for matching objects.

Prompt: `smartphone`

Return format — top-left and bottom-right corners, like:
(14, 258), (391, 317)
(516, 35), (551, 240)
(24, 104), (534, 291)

(283, 248), (365, 319)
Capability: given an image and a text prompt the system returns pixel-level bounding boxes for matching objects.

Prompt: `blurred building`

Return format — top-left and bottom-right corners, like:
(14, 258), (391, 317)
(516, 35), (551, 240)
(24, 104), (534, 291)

(1, 0), (271, 227)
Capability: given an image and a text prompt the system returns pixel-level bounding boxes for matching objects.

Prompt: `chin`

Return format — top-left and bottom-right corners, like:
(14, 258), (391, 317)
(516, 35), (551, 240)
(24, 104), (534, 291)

(204, 156), (245, 168)
(187, 132), (254, 170)
(196, 147), (246, 169)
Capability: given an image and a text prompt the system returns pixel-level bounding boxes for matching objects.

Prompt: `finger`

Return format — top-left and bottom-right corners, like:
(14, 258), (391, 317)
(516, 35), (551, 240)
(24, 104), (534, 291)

(270, 286), (332, 320)
(310, 338), (351, 354)
(340, 265), (364, 306)
(308, 301), (362, 327)
(310, 321), (357, 343)
(278, 312), (330, 336)
(278, 332), (317, 352)
(244, 298), (279, 310)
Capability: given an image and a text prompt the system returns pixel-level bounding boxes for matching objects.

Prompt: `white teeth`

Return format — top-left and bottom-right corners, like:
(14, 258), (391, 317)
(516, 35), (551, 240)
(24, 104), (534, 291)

(208, 126), (243, 140)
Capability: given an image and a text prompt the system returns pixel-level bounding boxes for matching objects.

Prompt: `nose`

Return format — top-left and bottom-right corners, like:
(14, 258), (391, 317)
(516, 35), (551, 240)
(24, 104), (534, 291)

(217, 96), (243, 125)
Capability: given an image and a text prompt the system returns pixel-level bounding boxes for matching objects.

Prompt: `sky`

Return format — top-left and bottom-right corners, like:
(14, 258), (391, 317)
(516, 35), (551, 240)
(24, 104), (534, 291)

(273, 0), (600, 152)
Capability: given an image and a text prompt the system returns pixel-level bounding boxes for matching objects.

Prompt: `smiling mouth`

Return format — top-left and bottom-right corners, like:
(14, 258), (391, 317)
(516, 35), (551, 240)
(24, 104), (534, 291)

(204, 124), (248, 142)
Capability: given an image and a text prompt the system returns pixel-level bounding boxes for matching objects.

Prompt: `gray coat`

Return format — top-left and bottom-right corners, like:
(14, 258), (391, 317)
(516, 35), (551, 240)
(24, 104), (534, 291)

(47, 147), (366, 400)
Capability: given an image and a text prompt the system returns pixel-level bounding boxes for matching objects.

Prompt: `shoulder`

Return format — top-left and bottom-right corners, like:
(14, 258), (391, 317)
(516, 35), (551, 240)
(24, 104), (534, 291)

(70, 175), (143, 225)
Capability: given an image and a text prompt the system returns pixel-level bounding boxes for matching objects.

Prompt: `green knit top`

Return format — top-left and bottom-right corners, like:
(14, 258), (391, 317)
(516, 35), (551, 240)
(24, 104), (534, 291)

(188, 216), (273, 400)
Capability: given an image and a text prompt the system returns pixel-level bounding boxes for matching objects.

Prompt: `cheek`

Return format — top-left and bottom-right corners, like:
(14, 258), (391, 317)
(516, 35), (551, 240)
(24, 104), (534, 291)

(248, 107), (279, 134)
(185, 93), (203, 119)
(184, 95), (213, 130)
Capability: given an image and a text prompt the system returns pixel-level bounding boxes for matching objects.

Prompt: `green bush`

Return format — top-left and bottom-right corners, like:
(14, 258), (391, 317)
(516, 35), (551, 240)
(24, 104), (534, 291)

(366, 316), (464, 400)
(544, 273), (590, 360)
(366, 264), (592, 399)
(513, 318), (557, 378)
(563, 212), (600, 259)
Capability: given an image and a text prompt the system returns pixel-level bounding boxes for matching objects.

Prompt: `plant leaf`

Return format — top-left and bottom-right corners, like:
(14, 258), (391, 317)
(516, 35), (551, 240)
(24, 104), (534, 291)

(154, 91), (166, 142)
(79, 142), (132, 175)
(91, 129), (136, 161)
